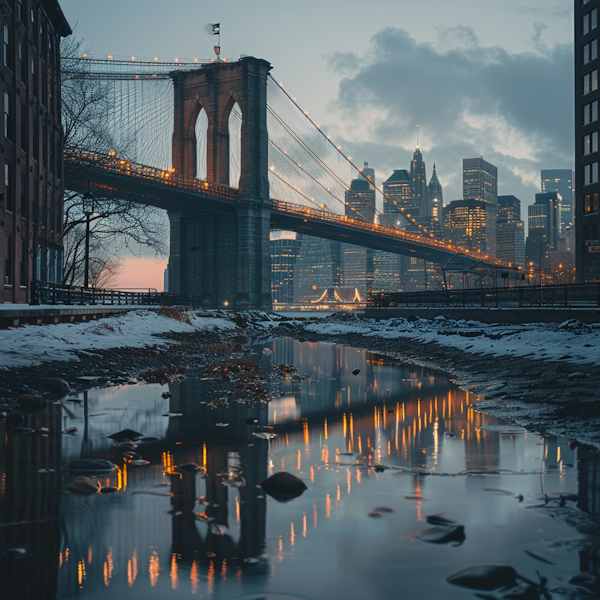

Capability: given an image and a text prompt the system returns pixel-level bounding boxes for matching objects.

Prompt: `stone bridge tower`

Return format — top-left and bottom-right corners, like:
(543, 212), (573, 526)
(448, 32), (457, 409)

(168, 57), (272, 310)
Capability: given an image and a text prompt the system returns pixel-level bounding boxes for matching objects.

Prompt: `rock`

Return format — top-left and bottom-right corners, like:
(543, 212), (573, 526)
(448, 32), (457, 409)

(352, 369), (361, 375)
(412, 525), (465, 545)
(235, 314), (248, 328)
(107, 429), (143, 442)
(68, 459), (116, 473)
(161, 391), (174, 399)
(426, 514), (456, 526)
(406, 315), (419, 322)
(446, 565), (518, 590)
(17, 394), (45, 409)
(45, 378), (71, 394)
(567, 372), (587, 381)
(176, 463), (201, 472)
(10, 427), (34, 435)
(244, 418), (259, 425)
(65, 476), (100, 494)
(100, 487), (119, 494)
(260, 471), (307, 502)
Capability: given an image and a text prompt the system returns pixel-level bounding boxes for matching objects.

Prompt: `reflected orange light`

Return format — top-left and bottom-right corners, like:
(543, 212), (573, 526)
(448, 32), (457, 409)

(88, 547), (92, 564)
(357, 469), (361, 484)
(208, 561), (215, 595)
(290, 523), (295, 546)
(236, 496), (240, 522)
(347, 469), (351, 495)
(303, 421), (309, 446)
(337, 485), (340, 501)
(322, 445), (329, 464)
(324, 417), (328, 439)
(191, 561), (199, 594)
(310, 466), (315, 483)
(171, 554), (178, 590)
(358, 435), (362, 455)
(203, 443), (207, 469)
(313, 503), (318, 529)
(127, 549), (138, 587)
(221, 559), (227, 580)
(149, 551), (159, 587)
(303, 512), (307, 537)
(78, 559), (86, 586)
(350, 414), (354, 440)
(297, 449), (302, 471)
(343, 413), (347, 437)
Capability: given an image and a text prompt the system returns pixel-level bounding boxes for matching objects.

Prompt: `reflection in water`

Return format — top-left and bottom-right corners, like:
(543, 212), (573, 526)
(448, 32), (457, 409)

(0, 338), (598, 599)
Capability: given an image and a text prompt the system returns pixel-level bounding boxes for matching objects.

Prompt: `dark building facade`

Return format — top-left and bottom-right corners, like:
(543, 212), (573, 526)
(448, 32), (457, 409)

(541, 169), (574, 229)
(497, 195), (525, 266)
(270, 230), (302, 305)
(410, 146), (428, 219)
(576, 0), (600, 280)
(0, 0), (70, 303)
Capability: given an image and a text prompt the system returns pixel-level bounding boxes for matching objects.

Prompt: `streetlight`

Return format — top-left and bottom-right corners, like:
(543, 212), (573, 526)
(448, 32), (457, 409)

(82, 186), (96, 290)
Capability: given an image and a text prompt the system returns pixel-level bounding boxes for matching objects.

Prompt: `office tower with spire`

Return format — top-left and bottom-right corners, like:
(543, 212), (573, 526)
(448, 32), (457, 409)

(410, 146), (429, 219)
(427, 163), (443, 238)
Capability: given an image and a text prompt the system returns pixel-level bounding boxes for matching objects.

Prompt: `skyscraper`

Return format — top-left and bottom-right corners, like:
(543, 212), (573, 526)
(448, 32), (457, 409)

(410, 146), (428, 219)
(526, 192), (562, 269)
(497, 195), (525, 266)
(427, 164), (443, 238)
(575, 0), (600, 280)
(541, 169), (574, 228)
(383, 170), (413, 224)
(463, 157), (498, 205)
(461, 157), (498, 257)
(270, 230), (302, 304)
(345, 178), (376, 222)
(444, 199), (497, 257)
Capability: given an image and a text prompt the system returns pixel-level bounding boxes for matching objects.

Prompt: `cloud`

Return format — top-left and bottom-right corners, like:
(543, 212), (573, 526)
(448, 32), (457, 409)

(518, 3), (571, 18)
(325, 26), (574, 208)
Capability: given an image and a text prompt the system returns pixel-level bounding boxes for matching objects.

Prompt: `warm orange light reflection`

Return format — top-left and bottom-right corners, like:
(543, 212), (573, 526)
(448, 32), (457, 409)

(303, 512), (307, 537)
(208, 561), (215, 595)
(326, 494), (331, 517)
(291, 523), (295, 546)
(149, 551), (159, 587)
(191, 561), (199, 594)
(127, 549), (138, 587)
(171, 553), (178, 590)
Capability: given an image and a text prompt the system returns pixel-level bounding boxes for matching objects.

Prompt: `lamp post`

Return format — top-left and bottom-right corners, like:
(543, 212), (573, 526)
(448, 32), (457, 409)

(82, 187), (96, 290)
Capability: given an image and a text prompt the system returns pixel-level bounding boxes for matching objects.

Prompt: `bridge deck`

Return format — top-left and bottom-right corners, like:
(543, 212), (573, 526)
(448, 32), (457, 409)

(64, 151), (511, 271)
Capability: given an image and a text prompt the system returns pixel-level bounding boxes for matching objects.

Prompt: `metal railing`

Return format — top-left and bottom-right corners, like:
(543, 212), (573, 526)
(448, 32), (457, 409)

(369, 283), (600, 309)
(30, 280), (205, 307)
(64, 150), (239, 202)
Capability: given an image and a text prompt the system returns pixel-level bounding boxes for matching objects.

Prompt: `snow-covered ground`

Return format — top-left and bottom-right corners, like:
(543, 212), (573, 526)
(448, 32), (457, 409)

(301, 316), (600, 367)
(0, 309), (237, 369)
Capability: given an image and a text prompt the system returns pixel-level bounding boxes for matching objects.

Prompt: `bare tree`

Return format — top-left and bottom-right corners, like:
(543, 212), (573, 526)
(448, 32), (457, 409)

(59, 35), (168, 287)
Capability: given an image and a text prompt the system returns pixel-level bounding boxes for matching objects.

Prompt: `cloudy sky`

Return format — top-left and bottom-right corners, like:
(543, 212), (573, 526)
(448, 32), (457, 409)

(60, 0), (574, 286)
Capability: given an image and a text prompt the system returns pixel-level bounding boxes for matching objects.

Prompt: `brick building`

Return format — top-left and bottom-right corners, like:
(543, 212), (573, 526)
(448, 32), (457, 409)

(0, 0), (70, 303)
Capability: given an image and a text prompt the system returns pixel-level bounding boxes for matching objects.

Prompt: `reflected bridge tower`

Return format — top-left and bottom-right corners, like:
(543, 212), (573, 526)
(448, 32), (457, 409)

(169, 57), (272, 309)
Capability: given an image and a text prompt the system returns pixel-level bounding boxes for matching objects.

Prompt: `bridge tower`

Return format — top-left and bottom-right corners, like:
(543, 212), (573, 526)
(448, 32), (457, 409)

(168, 57), (272, 309)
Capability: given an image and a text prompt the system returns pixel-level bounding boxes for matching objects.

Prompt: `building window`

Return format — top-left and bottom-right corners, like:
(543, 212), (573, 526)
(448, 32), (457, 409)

(3, 25), (10, 68)
(20, 171), (27, 216)
(5, 163), (12, 212)
(589, 162), (600, 185)
(18, 42), (26, 82)
(584, 101), (598, 124)
(584, 69), (598, 94)
(584, 39), (598, 64)
(584, 9), (598, 35)
(4, 234), (12, 286)
(584, 192), (599, 213)
(20, 103), (26, 151)
(31, 56), (37, 97)
(4, 91), (11, 141)
(20, 237), (27, 287)
(584, 131), (599, 154)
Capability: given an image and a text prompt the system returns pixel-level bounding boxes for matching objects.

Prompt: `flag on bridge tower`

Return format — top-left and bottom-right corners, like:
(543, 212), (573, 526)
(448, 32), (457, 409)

(213, 46), (221, 56)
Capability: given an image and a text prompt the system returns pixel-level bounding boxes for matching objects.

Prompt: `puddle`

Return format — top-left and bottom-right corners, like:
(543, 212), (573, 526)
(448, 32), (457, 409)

(0, 338), (598, 599)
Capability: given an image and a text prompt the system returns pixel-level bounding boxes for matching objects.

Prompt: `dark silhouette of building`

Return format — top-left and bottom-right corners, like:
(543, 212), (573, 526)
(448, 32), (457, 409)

(576, 0), (600, 280)
(427, 163), (443, 238)
(526, 192), (562, 276)
(410, 146), (428, 219)
(0, 0), (71, 303)
(497, 195), (525, 266)
(541, 169), (574, 228)
(270, 230), (302, 305)
(383, 169), (412, 224)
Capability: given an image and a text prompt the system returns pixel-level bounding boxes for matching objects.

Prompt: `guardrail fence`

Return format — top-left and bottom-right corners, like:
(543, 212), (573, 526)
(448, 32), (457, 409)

(369, 283), (600, 309)
(30, 281), (205, 307)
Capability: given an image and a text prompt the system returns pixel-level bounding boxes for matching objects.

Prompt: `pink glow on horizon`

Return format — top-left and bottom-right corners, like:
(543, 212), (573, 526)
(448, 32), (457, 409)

(114, 257), (168, 291)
